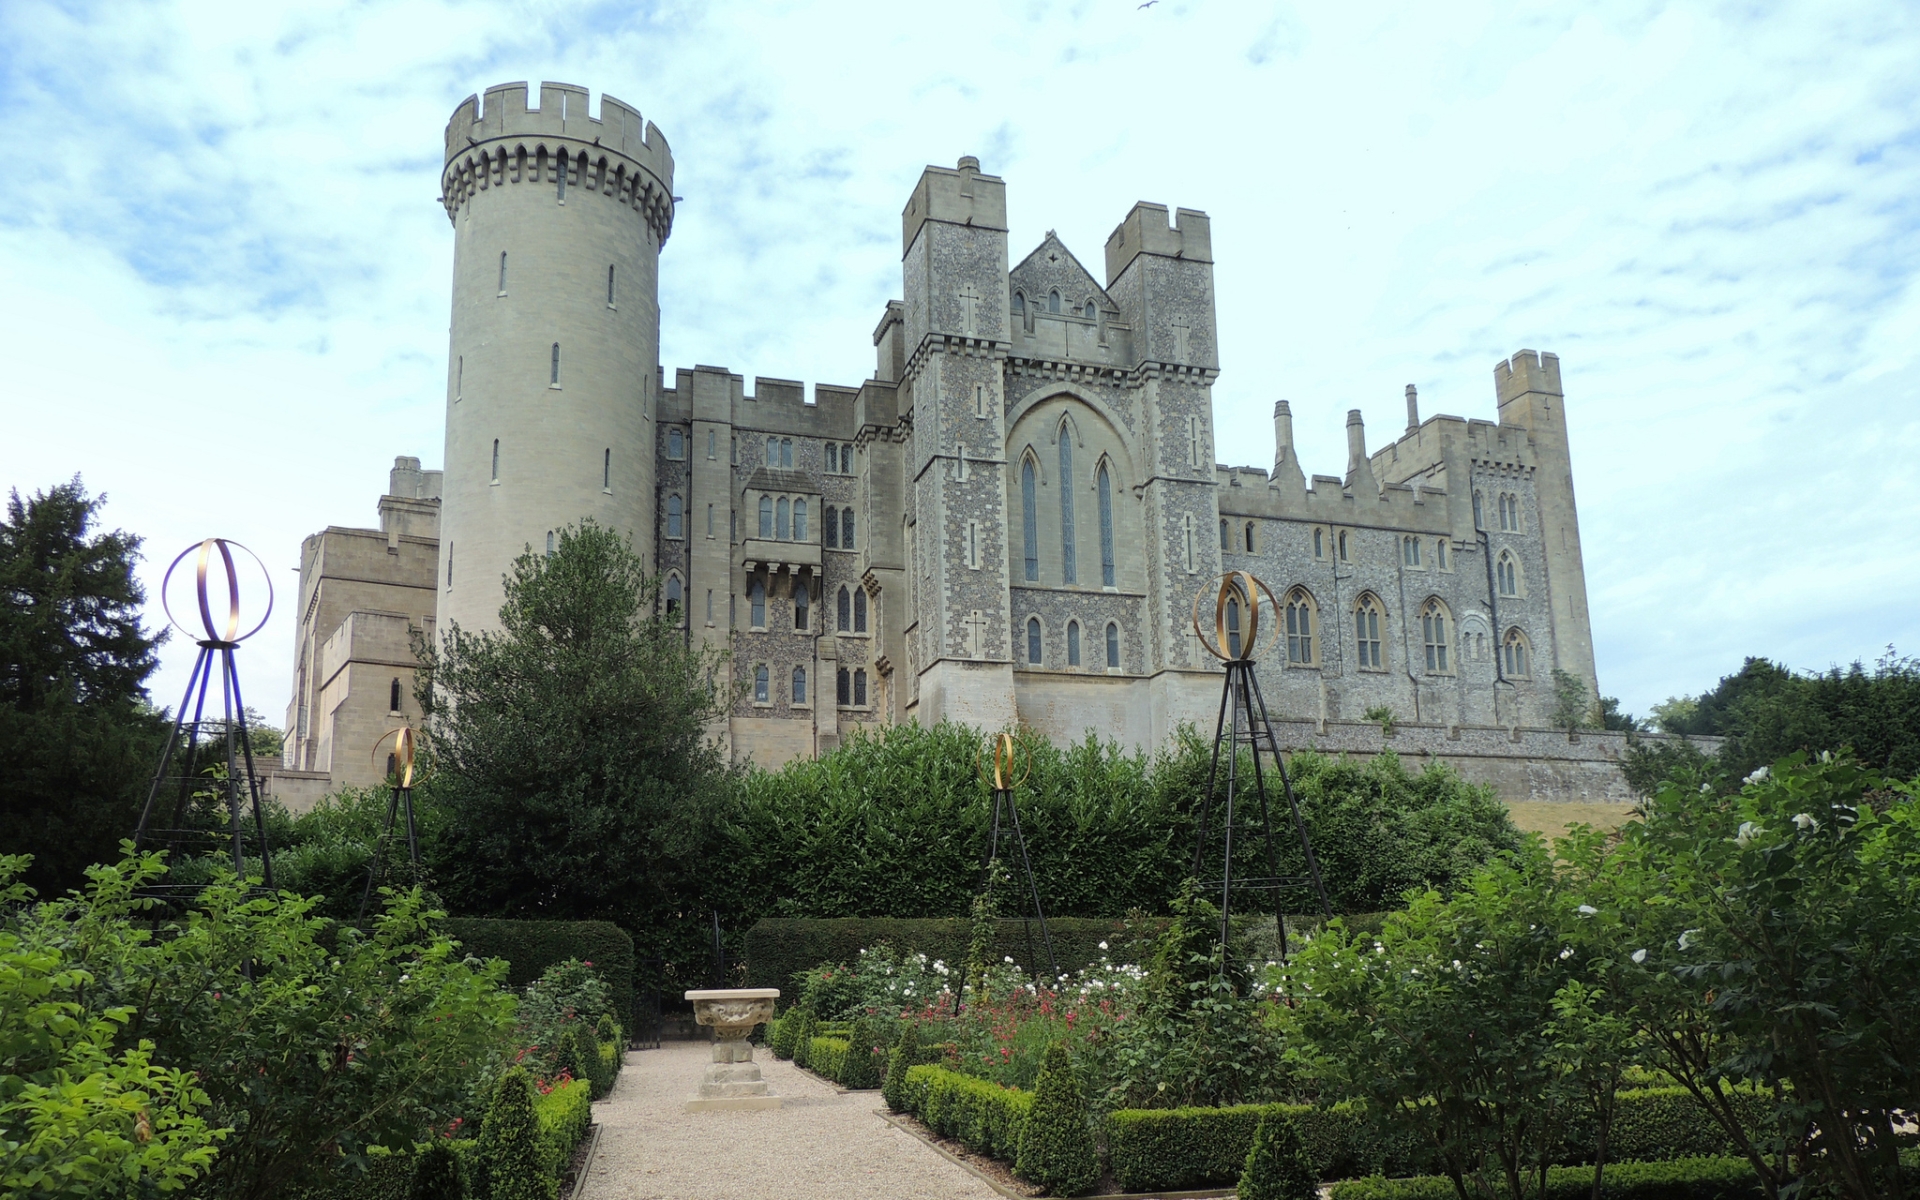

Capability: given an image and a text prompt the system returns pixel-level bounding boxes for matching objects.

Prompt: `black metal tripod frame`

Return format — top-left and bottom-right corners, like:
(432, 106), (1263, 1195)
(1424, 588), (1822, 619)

(356, 784), (422, 919)
(981, 786), (1060, 983)
(133, 639), (274, 892)
(1190, 659), (1331, 964)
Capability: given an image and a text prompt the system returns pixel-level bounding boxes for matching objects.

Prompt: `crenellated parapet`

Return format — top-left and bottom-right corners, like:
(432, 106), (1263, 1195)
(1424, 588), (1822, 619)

(440, 82), (675, 244)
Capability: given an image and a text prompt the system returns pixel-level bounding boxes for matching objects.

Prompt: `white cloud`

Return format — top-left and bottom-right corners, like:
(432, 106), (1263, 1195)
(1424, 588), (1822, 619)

(1, 0), (1916, 723)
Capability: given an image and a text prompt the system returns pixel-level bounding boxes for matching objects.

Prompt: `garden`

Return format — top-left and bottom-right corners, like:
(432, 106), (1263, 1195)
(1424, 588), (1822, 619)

(762, 754), (1920, 1200)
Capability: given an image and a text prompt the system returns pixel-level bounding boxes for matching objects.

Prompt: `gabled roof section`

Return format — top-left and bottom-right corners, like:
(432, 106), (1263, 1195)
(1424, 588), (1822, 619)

(1010, 231), (1115, 312)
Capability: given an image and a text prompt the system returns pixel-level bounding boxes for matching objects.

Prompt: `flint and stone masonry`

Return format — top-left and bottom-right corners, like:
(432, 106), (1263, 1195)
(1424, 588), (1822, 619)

(281, 81), (1656, 808)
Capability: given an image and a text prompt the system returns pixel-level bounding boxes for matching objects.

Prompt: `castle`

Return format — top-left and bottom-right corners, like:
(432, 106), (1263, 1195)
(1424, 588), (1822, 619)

(279, 82), (1624, 806)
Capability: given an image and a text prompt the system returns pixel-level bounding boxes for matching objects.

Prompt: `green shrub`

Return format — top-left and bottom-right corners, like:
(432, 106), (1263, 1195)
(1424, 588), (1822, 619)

(883, 1023), (921, 1111)
(1239, 1109), (1318, 1200)
(838, 1017), (885, 1090)
(748, 917), (1144, 998)
(1328, 1156), (1765, 1200)
(442, 918), (635, 1031)
(807, 1037), (850, 1082)
(535, 1078), (592, 1182)
(592, 1039), (620, 1099)
(789, 1010), (818, 1069)
(1014, 1043), (1098, 1196)
(1600, 1087), (1770, 1162)
(558, 1024), (594, 1090)
(767, 1014), (797, 1060)
(909, 1065), (1032, 1161)
(409, 1142), (465, 1200)
(480, 1068), (549, 1200)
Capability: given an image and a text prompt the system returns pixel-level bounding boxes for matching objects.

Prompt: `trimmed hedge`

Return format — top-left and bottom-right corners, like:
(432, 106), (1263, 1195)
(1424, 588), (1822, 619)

(806, 1036), (850, 1083)
(536, 1077), (593, 1183)
(745, 917), (1153, 1000)
(908, 1064), (1034, 1163)
(442, 917), (636, 1032)
(1328, 1156), (1765, 1200)
(1104, 1085), (1768, 1193)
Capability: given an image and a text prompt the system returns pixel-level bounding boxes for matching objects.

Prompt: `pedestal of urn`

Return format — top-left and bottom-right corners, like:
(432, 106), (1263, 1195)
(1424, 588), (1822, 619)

(683, 988), (781, 1112)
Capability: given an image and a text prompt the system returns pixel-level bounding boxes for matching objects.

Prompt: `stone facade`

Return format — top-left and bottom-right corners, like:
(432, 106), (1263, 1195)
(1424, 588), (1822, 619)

(283, 82), (1627, 803)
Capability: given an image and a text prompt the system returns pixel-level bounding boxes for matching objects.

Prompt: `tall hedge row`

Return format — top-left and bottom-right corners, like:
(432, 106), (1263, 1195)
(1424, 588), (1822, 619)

(441, 918), (635, 1030)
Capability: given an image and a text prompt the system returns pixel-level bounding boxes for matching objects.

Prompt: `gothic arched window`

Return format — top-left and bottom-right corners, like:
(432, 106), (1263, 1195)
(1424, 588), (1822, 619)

(1220, 518), (1231, 553)
(665, 574), (683, 620)
(853, 587), (867, 633)
(837, 586), (851, 632)
(793, 500), (808, 541)
(854, 669), (867, 706)
(1106, 622), (1120, 669)
(1012, 291), (1025, 315)
(491, 439), (500, 484)
(824, 505), (839, 548)
(1285, 588), (1316, 666)
(1057, 426), (1077, 584)
(826, 443), (838, 473)
(780, 438), (793, 468)
(1402, 535), (1421, 566)
(754, 664), (769, 703)
(1084, 300), (1097, 319)
(836, 667), (850, 706)
(1473, 492), (1485, 529)
(1354, 594), (1384, 669)
(1421, 599), (1452, 673)
(1435, 539), (1449, 569)
(668, 426), (684, 459)
(1226, 590), (1243, 659)
(776, 497), (790, 540)
(1067, 620), (1081, 666)
(749, 578), (766, 629)
(758, 495), (773, 538)
(1497, 551), (1519, 597)
(1504, 628), (1531, 677)
(1048, 289), (1061, 313)
(792, 666), (807, 704)
(1098, 464), (1115, 587)
(842, 507), (855, 550)
(1021, 457), (1039, 582)
(389, 678), (402, 713)
(1244, 522), (1255, 553)
(1313, 528), (1324, 558)
(667, 494), (683, 539)
(1027, 617), (1043, 664)
(794, 580), (809, 630)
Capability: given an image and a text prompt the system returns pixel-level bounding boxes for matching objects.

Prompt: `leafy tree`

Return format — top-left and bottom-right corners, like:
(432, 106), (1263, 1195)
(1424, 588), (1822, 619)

(0, 855), (220, 1198)
(0, 478), (167, 893)
(417, 520), (732, 942)
(1550, 668), (1592, 732)
(1590, 695), (1642, 732)
(14, 849), (518, 1200)
(1576, 755), (1920, 1200)
(1285, 844), (1616, 1200)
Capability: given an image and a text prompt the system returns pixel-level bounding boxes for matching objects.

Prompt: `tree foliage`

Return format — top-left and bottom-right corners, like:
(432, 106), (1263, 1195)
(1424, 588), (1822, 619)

(0, 479), (167, 894)
(418, 520), (732, 943)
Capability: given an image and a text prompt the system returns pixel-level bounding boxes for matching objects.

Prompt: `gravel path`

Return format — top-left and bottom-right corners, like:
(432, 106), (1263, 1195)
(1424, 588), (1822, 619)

(578, 1040), (1003, 1200)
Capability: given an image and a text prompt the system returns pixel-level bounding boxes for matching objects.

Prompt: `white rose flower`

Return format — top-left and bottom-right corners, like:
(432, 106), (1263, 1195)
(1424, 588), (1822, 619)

(1744, 765), (1770, 785)
(1631, 949), (1648, 964)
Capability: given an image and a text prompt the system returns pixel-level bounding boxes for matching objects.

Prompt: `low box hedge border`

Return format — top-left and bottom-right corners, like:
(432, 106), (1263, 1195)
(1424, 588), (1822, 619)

(1328, 1156), (1766, 1200)
(907, 1063), (1034, 1164)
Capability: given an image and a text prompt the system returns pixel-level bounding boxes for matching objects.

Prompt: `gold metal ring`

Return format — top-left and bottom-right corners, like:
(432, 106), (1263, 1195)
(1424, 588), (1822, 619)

(975, 731), (1032, 790)
(161, 538), (274, 644)
(372, 726), (419, 789)
(1191, 572), (1283, 663)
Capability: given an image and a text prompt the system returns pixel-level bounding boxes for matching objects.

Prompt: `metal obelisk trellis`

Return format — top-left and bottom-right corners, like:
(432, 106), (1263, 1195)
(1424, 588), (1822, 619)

(1189, 572), (1331, 966)
(133, 538), (277, 898)
(357, 726), (424, 918)
(978, 732), (1059, 982)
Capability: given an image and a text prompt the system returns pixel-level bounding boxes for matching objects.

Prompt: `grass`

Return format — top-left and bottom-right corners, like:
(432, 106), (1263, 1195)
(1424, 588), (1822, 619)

(1504, 800), (1638, 842)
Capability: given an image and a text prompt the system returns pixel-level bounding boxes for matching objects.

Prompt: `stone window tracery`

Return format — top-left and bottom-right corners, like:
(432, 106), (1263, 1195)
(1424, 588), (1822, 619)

(1497, 551), (1520, 597)
(825, 506), (839, 548)
(1021, 457), (1040, 582)
(1355, 594), (1384, 669)
(837, 586), (851, 632)
(1285, 588), (1317, 666)
(1421, 599), (1452, 673)
(1503, 628), (1531, 677)
(1098, 464), (1115, 587)
(1058, 425), (1077, 584)
(853, 587), (867, 633)
(854, 669), (867, 707)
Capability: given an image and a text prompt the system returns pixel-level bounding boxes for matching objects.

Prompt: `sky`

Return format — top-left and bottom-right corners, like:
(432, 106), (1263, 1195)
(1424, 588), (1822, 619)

(2, 0), (1917, 729)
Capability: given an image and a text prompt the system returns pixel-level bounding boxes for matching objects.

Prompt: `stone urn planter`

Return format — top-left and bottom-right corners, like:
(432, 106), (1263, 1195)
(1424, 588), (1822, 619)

(683, 988), (781, 1112)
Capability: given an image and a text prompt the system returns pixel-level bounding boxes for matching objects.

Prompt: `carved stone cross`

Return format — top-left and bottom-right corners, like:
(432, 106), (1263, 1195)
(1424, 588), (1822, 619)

(965, 608), (988, 659)
(1172, 321), (1191, 362)
(958, 284), (979, 335)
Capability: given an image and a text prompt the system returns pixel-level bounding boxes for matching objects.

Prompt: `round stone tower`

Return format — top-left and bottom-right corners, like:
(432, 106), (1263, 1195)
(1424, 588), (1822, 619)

(436, 82), (675, 635)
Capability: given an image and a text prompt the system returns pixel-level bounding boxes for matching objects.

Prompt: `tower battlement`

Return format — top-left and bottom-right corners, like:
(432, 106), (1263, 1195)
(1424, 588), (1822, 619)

(1103, 202), (1212, 283)
(901, 156), (1008, 256)
(441, 82), (674, 239)
(1495, 349), (1562, 403)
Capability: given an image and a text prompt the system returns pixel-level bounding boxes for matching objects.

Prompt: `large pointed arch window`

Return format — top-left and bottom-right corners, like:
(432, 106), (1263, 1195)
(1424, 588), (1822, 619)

(853, 587), (867, 633)
(1021, 457), (1039, 581)
(1105, 622), (1120, 669)
(1027, 617), (1043, 664)
(837, 586), (851, 632)
(758, 495), (773, 538)
(1285, 588), (1316, 665)
(1067, 620), (1082, 666)
(776, 497), (790, 540)
(1097, 462), (1115, 587)
(841, 507), (855, 550)
(1421, 599), (1452, 673)
(1497, 551), (1520, 597)
(1355, 594), (1384, 669)
(1058, 427), (1077, 584)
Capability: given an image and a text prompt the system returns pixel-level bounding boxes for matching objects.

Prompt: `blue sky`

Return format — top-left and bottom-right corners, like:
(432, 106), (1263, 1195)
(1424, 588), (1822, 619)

(2, 0), (1917, 727)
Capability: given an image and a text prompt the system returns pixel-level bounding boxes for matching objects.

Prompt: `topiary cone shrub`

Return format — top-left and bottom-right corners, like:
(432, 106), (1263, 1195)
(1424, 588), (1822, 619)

(790, 1009), (818, 1070)
(560, 1024), (595, 1092)
(882, 1021), (921, 1111)
(1238, 1108), (1318, 1200)
(769, 1011), (799, 1059)
(1014, 1041), (1098, 1196)
(839, 1016), (885, 1090)
(409, 1141), (465, 1200)
(481, 1067), (551, 1200)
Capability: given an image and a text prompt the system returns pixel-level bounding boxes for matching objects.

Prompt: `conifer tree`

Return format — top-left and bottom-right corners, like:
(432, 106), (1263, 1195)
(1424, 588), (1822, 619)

(1237, 1108), (1318, 1200)
(479, 1067), (549, 1200)
(882, 1021), (920, 1112)
(1014, 1042), (1097, 1195)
